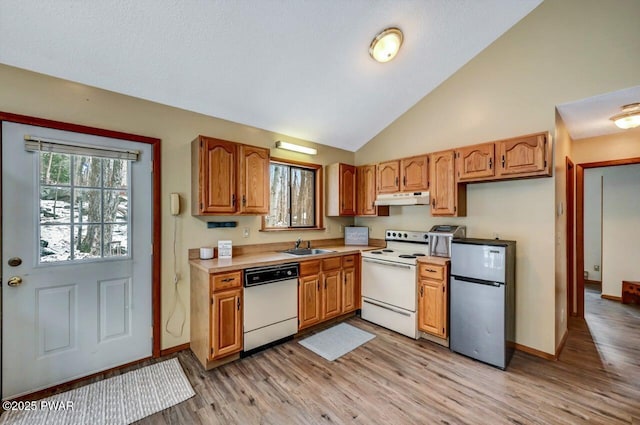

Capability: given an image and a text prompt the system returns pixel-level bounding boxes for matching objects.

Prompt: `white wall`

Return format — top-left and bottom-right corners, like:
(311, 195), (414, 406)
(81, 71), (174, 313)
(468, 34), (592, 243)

(583, 170), (602, 282)
(601, 164), (640, 297)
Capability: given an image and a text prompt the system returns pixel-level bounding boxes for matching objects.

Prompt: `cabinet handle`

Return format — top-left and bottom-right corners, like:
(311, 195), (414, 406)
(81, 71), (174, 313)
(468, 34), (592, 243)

(237, 297), (241, 311)
(431, 199), (435, 208)
(489, 157), (493, 169)
(501, 155), (505, 168)
(426, 268), (436, 273)
(242, 195), (246, 206)
(232, 194), (236, 206)
(395, 176), (399, 186)
(221, 277), (235, 282)
(420, 286), (424, 297)
(317, 282), (320, 291)
(403, 176), (407, 186)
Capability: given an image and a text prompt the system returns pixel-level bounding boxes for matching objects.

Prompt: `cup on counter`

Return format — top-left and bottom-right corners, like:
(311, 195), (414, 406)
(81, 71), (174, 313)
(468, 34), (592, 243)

(199, 247), (214, 260)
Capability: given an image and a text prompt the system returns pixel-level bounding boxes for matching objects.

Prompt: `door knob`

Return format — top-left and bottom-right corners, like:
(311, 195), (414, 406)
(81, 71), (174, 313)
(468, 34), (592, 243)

(7, 276), (23, 287)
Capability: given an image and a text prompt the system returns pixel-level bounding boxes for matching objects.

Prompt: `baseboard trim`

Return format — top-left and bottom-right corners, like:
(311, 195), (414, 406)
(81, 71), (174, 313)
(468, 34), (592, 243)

(601, 294), (622, 302)
(514, 343), (556, 361)
(555, 329), (569, 359)
(9, 356), (152, 402)
(160, 343), (190, 357)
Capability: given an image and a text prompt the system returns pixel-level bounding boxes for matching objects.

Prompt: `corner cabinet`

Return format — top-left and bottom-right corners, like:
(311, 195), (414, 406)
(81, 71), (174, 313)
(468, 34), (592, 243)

(356, 164), (389, 217)
(418, 261), (449, 338)
(190, 267), (243, 369)
(429, 150), (466, 217)
(326, 163), (356, 216)
(191, 135), (270, 216)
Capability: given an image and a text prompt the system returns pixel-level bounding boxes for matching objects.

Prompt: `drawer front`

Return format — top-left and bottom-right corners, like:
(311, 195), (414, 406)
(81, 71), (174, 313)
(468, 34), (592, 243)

(322, 257), (342, 271)
(211, 271), (242, 291)
(300, 260), (321, 276)
(342, 255), (356, 268)
(419, 263), (444, 281)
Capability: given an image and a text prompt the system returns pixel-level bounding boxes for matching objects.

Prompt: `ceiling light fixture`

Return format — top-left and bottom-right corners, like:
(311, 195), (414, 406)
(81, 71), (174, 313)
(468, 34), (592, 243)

(610, 103), (640, 129)
(369, 27), (403, 63)
(275, 140), (317, 155)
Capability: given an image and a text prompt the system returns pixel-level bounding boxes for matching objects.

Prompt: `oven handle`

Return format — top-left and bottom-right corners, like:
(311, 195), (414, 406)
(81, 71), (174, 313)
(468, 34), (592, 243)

(362, 258), (414, 269)
(363, 298), (411, 317)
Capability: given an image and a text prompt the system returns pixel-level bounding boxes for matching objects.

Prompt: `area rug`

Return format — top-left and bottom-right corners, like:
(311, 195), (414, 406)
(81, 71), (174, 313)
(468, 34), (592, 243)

(299, 323), (375, 361)
(0, 358), (195, 425)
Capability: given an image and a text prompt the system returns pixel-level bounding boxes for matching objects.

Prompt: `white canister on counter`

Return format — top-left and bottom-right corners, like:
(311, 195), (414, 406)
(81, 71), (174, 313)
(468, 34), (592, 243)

(199, 247), (214, 260)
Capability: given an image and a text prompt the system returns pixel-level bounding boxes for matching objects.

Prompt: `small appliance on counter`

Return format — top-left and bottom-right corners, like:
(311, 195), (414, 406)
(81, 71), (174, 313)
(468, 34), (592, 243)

(449, 238), (516, 370)
(427, 225), (466, 257)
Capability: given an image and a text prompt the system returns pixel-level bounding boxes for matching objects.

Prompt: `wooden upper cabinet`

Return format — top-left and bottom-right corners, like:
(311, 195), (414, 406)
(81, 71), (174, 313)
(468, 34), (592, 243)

(193, 137), (237, 214)
(326, 163), (356, 217)
(497, 133), (550, 178)
(238, 145), (270, 214)
(191, 135), (270, 216)
(377, 160), (400, 193)
(400, 154), (429, 191)
(456, 143), (495, 182)
(429, 150), (466, 217)
(356, 164), (389, 216)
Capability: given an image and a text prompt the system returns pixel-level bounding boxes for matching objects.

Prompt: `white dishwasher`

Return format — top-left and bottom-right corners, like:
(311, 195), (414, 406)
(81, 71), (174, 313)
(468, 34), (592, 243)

(243, 263), (299, 354)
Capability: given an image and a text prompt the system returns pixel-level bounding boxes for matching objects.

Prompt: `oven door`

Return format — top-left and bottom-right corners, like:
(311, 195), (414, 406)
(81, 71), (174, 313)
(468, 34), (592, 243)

(361, 257), (416, 311)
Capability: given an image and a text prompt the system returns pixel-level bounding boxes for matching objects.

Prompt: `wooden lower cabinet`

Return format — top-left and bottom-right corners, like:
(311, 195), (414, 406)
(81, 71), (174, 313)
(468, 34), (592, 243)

(322, 269), (342, 319)
(417, 261), (449, 338)
(298, 254), (360, 330)
(299, 274), (321, 329)
(211, 288), (243, 359)
(190, 267), (244, 369)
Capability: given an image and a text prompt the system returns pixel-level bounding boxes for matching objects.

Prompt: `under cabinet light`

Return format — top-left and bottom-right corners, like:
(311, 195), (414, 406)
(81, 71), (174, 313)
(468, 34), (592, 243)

(275, 141), (317, 155)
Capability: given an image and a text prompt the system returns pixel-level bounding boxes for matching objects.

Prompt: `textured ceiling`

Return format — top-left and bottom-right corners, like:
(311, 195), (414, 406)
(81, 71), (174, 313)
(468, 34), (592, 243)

(0, 1), (541, 151)
(557, 86), (640, 140)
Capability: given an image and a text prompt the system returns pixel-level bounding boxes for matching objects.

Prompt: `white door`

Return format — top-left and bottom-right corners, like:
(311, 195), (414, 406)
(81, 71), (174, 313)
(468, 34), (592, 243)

(1, 122), (153, 399)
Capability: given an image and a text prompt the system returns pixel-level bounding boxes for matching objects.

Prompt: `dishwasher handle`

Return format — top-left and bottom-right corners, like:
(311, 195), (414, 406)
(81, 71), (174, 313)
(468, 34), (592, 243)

(452, 275), (502, 287)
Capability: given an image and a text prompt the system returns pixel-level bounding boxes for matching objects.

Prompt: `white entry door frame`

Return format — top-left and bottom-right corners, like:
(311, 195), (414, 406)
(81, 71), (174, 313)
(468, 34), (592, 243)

(0, 112), (161, 399)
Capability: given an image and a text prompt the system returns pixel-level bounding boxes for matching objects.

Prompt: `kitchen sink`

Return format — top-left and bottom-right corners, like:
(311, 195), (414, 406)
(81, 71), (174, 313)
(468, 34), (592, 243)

(282, 248), (336, 256)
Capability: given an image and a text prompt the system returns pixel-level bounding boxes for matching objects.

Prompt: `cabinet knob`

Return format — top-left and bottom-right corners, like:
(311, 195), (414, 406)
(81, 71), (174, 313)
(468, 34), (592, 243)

(420, 286), (424, 297)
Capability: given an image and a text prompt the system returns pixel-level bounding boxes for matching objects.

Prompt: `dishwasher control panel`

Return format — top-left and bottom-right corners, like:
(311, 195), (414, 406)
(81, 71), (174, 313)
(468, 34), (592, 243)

(244, 263), (299, 287)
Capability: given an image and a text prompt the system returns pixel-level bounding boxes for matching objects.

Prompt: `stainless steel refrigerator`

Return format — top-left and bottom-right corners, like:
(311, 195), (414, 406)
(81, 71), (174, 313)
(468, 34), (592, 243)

(449, 238), (516, 370)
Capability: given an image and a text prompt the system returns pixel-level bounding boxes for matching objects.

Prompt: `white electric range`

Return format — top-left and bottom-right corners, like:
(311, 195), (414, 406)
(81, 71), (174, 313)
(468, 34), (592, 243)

(360, 230), (430, 339)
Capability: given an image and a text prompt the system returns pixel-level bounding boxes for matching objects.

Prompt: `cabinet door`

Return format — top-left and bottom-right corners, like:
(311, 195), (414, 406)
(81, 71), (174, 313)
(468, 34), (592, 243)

(400, 155), (429, 191)
(339, 164), (356, 216)
(357, 165), (388, 216)
(342, 267), (356, 313)
(456, 143), (495, 182)
(299, 275), (321, 329)
(211, 288), (242, 359)
(238, 145), (270, 214)
(430, 150), (464, 216)
(200, 137), (237, 214)
(322, 270), (342, 319)
(377, 160), (400, 193)
(497, 133), (548, 177)
(418, 280), (445, 337)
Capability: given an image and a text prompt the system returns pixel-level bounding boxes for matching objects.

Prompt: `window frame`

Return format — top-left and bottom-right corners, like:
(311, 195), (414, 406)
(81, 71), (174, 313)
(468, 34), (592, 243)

(261, 157), (324, 232)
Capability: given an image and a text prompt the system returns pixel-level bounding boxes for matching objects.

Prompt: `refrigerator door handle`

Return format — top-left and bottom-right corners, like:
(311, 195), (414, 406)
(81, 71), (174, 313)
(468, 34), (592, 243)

(452, 275), (502, 287)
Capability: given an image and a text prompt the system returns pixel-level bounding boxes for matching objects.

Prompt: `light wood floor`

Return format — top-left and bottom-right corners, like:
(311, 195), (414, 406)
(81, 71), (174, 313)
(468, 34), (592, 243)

(50, 285), (640, 424)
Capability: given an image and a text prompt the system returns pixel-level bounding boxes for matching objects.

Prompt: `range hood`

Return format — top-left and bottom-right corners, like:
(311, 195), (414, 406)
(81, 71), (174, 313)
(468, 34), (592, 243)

(374, 191), (430, 206)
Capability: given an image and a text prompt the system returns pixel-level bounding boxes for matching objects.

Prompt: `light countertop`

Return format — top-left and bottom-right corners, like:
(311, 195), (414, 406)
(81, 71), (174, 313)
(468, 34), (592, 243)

(190, 245), (380, 274)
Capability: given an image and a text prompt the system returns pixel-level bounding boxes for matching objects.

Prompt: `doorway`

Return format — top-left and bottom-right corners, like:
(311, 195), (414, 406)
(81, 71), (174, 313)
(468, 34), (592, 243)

(0, 112), (161, 399)
(576, 157), (640, 317)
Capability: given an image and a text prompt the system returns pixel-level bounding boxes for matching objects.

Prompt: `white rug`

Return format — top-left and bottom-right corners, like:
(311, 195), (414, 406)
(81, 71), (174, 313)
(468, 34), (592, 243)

(0, 358), (195, 425)
(299, 323), (375, 361)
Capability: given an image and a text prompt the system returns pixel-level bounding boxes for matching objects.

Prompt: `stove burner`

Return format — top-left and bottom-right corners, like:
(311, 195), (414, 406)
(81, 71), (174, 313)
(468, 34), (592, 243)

(413, 253), (426, 257)
(399, 254), (417, 259)
(370, 251), (383, 254)
(382, 249), (394, 252)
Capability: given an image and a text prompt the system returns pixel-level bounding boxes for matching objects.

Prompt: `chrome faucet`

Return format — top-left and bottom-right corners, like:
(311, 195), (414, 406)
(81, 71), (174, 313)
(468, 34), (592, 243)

(295, 237), (302, 249)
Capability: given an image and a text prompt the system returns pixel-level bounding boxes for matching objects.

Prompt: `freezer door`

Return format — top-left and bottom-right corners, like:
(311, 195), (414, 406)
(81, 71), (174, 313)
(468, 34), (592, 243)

(451, 242), (506, 283)
(450, 275), (506, 369)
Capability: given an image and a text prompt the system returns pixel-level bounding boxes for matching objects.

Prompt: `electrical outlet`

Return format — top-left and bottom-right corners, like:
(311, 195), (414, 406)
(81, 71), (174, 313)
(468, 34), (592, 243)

(594, 265), (600, 271)
(243, 227), (250, 238)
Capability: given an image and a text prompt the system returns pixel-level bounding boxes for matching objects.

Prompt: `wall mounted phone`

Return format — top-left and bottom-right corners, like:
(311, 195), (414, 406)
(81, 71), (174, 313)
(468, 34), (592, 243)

(170, 193), (180, 215)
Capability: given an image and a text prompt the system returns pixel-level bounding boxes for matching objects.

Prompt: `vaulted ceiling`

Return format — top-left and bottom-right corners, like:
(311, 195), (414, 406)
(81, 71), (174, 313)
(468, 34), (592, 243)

(0, 1), (542, 151)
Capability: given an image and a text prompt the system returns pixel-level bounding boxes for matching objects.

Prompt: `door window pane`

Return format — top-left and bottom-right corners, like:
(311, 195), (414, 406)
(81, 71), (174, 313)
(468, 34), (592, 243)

(38, 152), (131, 264)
